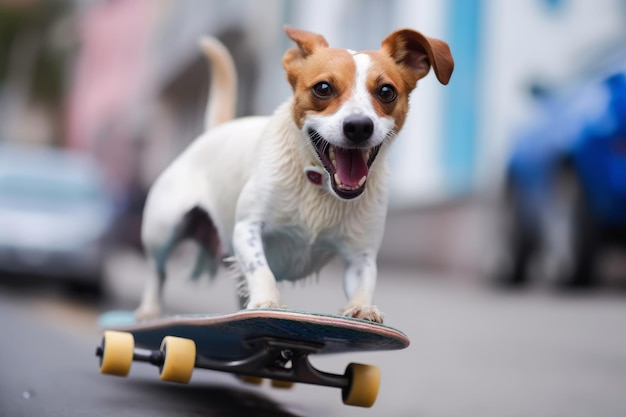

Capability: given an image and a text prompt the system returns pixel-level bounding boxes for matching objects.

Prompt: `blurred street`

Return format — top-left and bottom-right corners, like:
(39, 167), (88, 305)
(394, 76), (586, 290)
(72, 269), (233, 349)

(2, 241), (626, 417)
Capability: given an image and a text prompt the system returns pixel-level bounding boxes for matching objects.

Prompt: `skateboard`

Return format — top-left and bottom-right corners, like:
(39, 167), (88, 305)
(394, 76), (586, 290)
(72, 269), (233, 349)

(96, 309), (409, 408)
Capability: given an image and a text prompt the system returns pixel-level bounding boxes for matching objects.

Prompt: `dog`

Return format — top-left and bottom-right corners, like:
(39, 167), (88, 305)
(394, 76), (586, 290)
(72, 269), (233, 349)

(135, 26), (453, 323)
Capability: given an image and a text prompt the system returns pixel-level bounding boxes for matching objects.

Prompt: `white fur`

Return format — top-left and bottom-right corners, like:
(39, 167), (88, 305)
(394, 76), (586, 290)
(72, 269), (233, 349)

(231, 102), (389, 319)
(135, 36), (406, 324)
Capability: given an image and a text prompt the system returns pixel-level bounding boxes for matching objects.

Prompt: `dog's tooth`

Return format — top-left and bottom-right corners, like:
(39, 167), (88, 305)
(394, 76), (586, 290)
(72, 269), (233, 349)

(334, 173), (341, 185)
(358, 175), (367, 187)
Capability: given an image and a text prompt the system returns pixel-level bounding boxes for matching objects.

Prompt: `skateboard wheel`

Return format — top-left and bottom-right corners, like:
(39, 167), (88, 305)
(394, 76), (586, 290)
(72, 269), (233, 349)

(159, 336), (196, 384)
(239, 375), (264, 385)
(342, 363), (380, 408)
(271, 379), (294, 389)
(98, 331), (134, 377)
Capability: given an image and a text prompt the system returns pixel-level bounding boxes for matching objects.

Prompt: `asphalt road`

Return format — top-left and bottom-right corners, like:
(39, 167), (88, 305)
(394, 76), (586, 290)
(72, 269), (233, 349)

(2, 249), (626, 417)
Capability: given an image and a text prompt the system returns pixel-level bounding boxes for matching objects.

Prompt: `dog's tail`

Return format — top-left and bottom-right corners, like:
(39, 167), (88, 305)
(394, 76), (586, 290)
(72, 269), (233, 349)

(199, 36), (237, 130)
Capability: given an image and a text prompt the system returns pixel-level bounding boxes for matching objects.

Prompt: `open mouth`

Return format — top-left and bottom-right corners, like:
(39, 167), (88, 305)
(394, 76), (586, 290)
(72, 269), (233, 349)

(308, 129), (382, 199)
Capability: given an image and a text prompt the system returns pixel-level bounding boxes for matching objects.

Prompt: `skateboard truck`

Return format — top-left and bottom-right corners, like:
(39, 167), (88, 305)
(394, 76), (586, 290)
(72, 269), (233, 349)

(97, 331), (381, 407)
(242, 337), (348, 389)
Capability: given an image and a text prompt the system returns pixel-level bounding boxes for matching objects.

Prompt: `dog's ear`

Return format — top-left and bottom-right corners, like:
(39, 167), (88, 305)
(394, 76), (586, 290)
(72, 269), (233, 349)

(284, 25), (329, 56)
(282, 26), (329, 88)
(381, 29), (454, 87)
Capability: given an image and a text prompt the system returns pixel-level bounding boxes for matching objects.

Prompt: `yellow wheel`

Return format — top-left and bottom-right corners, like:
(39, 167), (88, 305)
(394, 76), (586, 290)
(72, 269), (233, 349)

(342, 363), (380, 408)
(98, 331), (134, 377)
(159, 336), (196, 384)
(271, 379), (295, 389)
(239, 375), (264, 385)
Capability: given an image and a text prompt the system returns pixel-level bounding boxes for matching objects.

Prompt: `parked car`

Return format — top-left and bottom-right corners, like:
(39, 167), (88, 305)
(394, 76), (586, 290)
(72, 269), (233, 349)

(0, 143), (115, 295)
(492, 70), (626, 287)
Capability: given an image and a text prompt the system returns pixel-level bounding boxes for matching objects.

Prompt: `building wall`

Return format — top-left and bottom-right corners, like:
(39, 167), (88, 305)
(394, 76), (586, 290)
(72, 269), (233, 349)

(66, 0), (626, 208)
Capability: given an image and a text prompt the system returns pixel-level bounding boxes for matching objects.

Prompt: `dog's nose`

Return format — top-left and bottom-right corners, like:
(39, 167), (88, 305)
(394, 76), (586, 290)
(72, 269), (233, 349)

(343, 115), (374, 144)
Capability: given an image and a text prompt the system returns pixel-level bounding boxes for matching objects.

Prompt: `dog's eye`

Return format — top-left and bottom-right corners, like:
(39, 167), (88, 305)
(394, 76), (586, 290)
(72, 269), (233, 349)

(312, 82), (333, 99)
(377, 84), (397, 103)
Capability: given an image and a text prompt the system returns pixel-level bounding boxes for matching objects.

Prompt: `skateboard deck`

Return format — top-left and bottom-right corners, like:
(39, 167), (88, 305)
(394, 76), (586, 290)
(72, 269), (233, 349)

(96, 309), (409, 407)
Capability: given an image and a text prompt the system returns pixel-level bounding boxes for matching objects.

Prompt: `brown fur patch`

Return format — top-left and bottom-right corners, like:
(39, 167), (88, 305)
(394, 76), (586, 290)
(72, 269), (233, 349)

(381, 29), (454, 86)
(284, 48), (356, 129)
(283, 28), (454, 133)
(363, 50), (413, 131)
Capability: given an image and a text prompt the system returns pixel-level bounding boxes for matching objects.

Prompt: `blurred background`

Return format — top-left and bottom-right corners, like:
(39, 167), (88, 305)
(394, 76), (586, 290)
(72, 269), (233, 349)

(1, 0), (626, 284)
(2, 1), (626, 416)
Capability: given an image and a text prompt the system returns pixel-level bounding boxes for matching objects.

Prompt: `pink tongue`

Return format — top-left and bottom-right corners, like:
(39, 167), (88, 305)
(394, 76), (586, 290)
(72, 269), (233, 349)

(335, 148), (368, 187)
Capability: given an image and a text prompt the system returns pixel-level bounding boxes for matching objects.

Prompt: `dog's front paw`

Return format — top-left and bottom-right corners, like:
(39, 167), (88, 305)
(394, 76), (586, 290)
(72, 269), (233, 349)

(341, 304), (384, 323)
(247, 300), (282, 310)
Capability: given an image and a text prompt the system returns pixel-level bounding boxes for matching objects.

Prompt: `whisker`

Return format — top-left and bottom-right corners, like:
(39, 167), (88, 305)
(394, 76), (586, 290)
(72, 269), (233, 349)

(384, 131), (397, 144)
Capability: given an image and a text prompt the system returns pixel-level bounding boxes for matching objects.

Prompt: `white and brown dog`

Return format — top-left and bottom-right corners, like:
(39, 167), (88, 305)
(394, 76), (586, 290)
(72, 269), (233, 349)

(136, 26), (453, 323)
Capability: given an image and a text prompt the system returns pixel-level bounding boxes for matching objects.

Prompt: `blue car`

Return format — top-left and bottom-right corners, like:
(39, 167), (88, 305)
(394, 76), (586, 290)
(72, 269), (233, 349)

(493, 70), (626, 287)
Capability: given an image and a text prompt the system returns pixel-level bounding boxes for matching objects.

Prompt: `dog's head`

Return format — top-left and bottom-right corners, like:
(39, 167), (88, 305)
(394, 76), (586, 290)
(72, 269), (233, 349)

(282, 26), (454, 200)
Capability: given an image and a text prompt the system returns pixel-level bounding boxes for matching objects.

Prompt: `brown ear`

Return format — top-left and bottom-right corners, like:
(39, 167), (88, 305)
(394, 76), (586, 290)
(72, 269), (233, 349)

(284, 25), (329, 56)
(381, 29), (454, 86)
(282, 26), (330, 88)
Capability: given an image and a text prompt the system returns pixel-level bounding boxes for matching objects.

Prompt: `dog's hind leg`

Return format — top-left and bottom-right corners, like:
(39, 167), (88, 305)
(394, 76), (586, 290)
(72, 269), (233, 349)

(185, 206), (222, 279)
(134, 235), (174, 321)
(135, 206), (222, 321)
